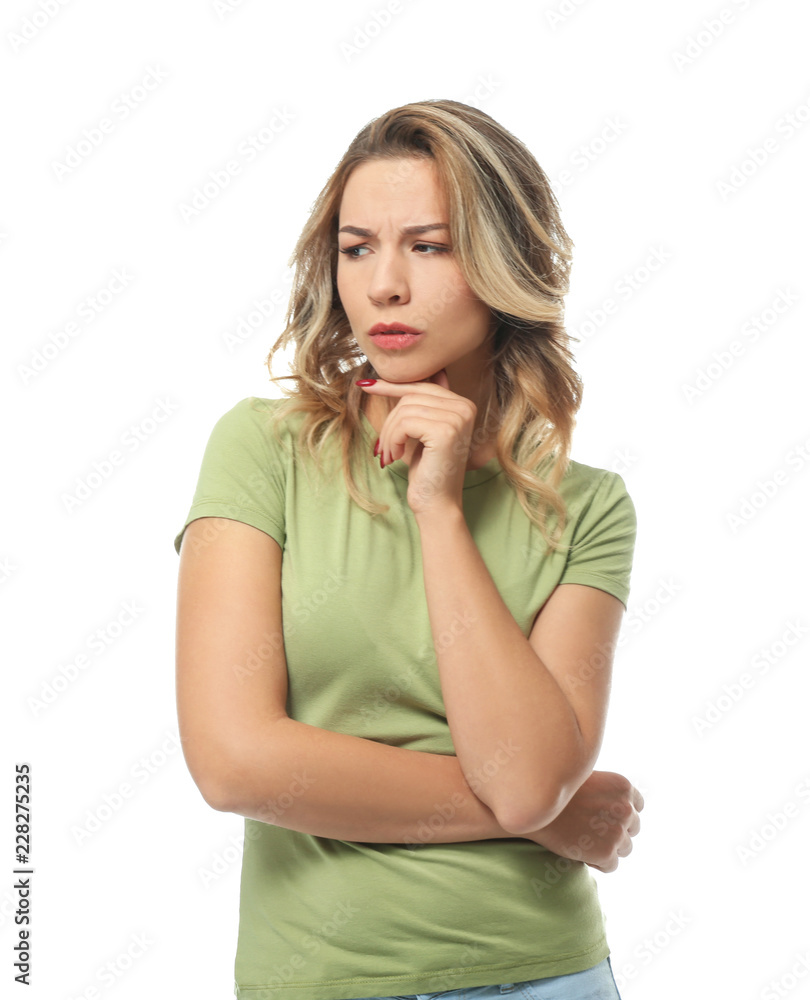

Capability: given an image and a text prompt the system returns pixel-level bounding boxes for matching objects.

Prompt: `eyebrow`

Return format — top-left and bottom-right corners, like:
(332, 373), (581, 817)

(337, 223), (450, 237)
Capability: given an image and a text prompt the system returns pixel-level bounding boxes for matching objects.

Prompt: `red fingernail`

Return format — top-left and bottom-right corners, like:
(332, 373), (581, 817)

(373, 437), (380, 457)
(356, 379), (377, 386)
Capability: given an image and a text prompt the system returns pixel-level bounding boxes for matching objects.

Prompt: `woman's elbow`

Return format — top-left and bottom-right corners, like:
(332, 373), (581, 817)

(198, 776), (238, 814)
(493, 766), (592, 835)
(183, 748), (243, 814)
(495, 798), (561, 836)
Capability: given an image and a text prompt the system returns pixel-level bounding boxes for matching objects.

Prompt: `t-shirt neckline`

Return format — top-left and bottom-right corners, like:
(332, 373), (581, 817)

(359, 410), (502, 489)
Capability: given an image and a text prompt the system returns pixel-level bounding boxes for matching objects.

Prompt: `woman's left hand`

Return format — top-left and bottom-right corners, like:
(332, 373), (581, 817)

(357, 369), (475, 518)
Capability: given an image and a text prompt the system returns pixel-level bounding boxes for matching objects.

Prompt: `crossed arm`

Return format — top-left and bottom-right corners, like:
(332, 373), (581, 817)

(414, 503), (623, 834)
(175, 516), (642, 871)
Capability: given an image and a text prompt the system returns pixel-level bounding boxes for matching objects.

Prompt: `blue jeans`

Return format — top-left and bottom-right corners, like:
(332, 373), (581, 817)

(356, 956), (622, 999)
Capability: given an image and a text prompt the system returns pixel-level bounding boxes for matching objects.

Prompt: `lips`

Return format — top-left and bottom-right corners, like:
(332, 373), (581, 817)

(369, 322), (425, 336)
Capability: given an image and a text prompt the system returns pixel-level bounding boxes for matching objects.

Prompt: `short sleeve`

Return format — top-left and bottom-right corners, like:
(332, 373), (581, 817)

(557, 470), (637, 609)
(173, 397), (286, 555)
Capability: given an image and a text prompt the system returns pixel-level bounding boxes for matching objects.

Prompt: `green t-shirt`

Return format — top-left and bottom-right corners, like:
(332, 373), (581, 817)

(173, 396), (637, 1000)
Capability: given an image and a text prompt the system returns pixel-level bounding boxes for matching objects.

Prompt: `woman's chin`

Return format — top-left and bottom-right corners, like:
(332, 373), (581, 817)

(373, 362), (444, 384)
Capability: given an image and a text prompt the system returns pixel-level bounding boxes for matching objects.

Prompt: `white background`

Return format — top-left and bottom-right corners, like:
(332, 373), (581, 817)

(3, 0), (809, 997)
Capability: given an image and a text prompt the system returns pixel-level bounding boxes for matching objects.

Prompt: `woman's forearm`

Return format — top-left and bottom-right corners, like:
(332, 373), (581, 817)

(414, 505), (587, 833)
(219, 715), (523, 846)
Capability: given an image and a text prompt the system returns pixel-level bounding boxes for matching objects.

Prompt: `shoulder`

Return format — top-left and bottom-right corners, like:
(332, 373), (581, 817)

(559, 458), (624, 494)
(557, 458), (636, 526)
(210, 396), (304, 442)
(191, 397), (308, 477)
(217, 395), (288, 422)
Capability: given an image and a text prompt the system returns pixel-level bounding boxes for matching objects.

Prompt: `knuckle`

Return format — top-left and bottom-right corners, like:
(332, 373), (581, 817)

(613, 798), (633, 820)
(616, 774), (634, 796)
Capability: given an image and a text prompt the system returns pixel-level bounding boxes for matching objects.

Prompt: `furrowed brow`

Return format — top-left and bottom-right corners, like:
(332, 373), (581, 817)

(337, 223), (450, 237)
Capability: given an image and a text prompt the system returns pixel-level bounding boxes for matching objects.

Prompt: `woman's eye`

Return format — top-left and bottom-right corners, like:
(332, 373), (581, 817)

(338, 243), (449, 259)
(338, 245), (370, 258)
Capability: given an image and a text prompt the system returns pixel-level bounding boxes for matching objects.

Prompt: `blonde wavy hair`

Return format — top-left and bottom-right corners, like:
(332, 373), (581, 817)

(264, 98), (582, 551)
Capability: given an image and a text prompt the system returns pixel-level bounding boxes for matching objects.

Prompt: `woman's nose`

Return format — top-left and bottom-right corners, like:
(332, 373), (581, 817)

(367, 251), (410, 305)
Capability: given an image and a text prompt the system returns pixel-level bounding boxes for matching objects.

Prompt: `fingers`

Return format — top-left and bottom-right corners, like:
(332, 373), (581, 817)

(378, 402), (474, 468)
(607, 772), (644, 814)
(360, 375), (476, 470)
(384, 417), (441, 467)
(598, 800), (643, 872)
(357, 375), (457, 401)
(359, 380), (477, 430)
(388, 397), (471, 420)
(582, 780), (644, 874)
(616, 831), (634, 859)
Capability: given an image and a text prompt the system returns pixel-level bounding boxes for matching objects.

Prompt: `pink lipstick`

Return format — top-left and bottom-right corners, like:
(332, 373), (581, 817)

(368, 322), (424, 350)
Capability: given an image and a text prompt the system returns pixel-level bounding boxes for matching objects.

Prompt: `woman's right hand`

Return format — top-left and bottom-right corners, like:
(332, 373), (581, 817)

(520, 770), (644, 873)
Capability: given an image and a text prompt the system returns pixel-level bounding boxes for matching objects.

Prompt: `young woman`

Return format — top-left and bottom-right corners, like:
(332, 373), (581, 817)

(174, 99), (643, 1000)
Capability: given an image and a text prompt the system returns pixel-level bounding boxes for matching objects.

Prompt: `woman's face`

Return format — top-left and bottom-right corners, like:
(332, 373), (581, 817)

(336, 156), (495, 388)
